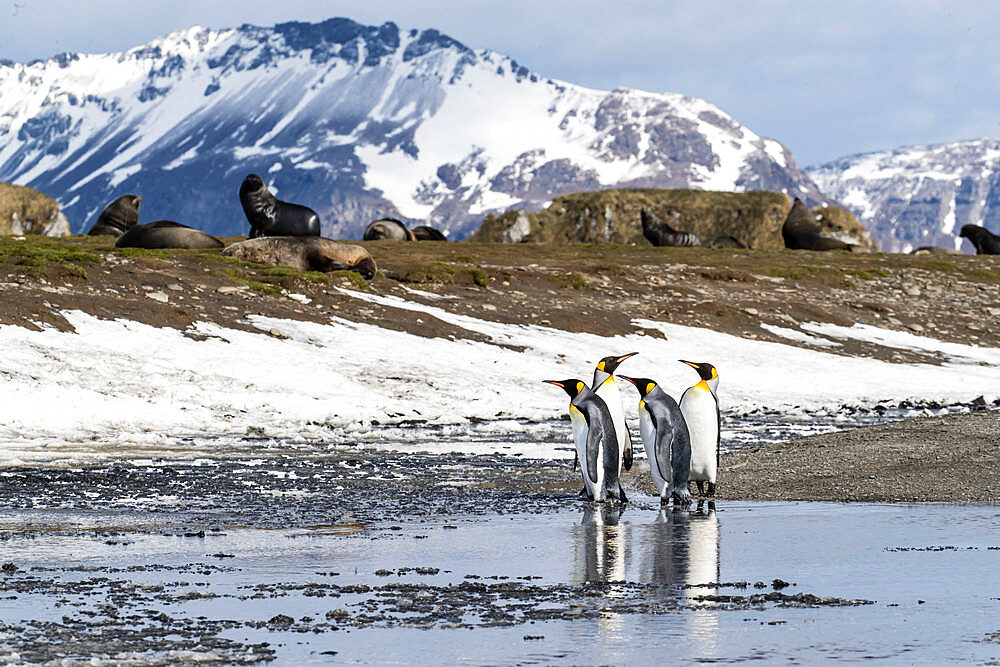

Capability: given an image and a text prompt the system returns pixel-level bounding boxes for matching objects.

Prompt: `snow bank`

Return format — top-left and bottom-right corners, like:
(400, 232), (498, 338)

(0, 298), (996, 465)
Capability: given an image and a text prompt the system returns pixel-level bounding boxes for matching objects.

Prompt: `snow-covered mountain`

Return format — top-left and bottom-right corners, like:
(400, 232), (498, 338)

(0, 18), (829, 239)
(808, 139), (1000, 253)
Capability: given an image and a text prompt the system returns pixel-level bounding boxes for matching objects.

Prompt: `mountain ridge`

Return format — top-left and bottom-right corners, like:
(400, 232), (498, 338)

(1, 17), (831, 239)
(807, 137), (1000, 253)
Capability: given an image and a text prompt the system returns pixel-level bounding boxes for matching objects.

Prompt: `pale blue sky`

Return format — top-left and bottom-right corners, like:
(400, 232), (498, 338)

(2, 0), (998, 167)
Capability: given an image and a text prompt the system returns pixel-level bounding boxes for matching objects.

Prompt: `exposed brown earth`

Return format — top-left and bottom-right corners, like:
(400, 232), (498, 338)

(2, 235), (997, 363)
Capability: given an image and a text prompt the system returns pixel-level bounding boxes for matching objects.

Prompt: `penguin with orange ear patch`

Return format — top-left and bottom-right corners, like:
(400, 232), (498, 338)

(620, 376), (692, 506)
(543, 379), (623, 503)
(592, 352), (638, 501)
(678, 361), (720, 497)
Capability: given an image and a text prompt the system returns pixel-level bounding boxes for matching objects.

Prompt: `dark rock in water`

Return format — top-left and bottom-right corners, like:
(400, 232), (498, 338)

(222, 236), (377, 279)
(711, 235), (748, 249)
(363, 217), (415, 241)
(412, 225), (447, 241)
(782, 198), (854, 251)
(115, 220), (223, 249)
(959, 224), (1000, 255)
(640, 208), (701, 247)
(88, 194), (141, 238)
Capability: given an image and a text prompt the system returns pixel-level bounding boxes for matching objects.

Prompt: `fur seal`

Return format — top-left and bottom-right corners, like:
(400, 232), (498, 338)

(640, 208), (701, 247)
(363, 217), (416, 241)
(239, 174), (321, 239)
(911, 246), (963, 256)
(115, 221), (224, 249)
(87, 195), (142, 237)
(222, 236), (377, 280)
(411, 225), (447, 241)
(710, 235), (748, 249)
(781, 198), (854, 251)
(959, 224), (1000, 255)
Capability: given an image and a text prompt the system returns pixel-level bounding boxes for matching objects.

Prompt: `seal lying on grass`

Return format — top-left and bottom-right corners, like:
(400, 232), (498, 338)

(782, 198), (856, 251)
(222, 236), (377, 280)
(362, 218), (448, 241)
(87, 195), (142, 238)
(640, 209), (701, 247)
(363, 217), (415, 241)
(411, 225), (447, 241)
(115, 220), (224, 249)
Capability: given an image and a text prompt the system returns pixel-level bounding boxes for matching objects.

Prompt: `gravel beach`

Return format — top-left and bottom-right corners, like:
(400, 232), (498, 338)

(720, 410), (1000, 502)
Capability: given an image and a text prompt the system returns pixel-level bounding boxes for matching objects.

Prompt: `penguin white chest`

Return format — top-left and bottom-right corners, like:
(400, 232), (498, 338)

(680, 387), (718, 483)
(570, 406), (599, 499)
(594, 379), (628, 473)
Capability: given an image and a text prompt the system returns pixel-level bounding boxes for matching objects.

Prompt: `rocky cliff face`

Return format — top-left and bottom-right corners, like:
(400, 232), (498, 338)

(471, 188), (873, 251)
(0, 183), (69, 236)
(0, 18), (831, 240)
(807, 139), (1000, 253)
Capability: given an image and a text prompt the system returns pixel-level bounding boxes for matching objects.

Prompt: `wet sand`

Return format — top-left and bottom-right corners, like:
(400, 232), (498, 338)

(720, 409), (1000, 502)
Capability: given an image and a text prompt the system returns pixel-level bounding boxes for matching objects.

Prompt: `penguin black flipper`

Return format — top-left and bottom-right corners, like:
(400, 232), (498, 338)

(618, 484), (628, 503)
(586, 416), (602, 486)
(623, 428), (634, 471)
(654, 420), (675, 484)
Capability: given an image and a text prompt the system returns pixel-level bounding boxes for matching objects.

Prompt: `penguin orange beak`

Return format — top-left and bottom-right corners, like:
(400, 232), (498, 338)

(619, 376), (638, 387)
(617, 352), (639, 364)
(542, 380), (564, 388)
(679, 360), (698, 369)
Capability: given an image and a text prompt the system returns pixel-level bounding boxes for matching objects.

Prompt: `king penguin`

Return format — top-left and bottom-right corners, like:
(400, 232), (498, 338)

(543, 379), (623, 503)
(678, 360), (720, 497)
(619, 376), (692, 506)
(592, 352), (638, 499)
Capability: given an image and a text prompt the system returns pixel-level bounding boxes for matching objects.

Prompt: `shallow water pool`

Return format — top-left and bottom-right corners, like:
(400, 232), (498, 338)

(0, 501), (998, 664)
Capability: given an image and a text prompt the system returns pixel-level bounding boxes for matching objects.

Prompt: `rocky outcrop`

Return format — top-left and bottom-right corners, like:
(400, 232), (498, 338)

(471, 189), (875, 251)
(0, 183), (70, 236)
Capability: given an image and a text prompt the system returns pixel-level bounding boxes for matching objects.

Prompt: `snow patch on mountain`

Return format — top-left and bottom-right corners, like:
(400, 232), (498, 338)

(1, 17), (829, 239)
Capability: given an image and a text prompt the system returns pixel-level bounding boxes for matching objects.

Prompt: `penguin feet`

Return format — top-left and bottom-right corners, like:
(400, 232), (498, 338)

(695, 480), (706, 497)
(706, 482), (716, 497)
(672, 486), (693, 507)
(578, 486), (589, 498)
(617, 484), (628, 504)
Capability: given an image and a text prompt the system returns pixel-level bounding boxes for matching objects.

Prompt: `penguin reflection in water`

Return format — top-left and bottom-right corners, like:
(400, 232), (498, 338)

(577, 504), (627, 583)
(619, 376), (692, 506)
(543, 379), (625, 503)
(678, 361), (721, 497)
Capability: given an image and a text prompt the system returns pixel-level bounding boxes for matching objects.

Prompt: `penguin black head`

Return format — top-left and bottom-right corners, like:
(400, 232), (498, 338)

(543, 379), (586, 398)
(596, 352), (638, 375)
(618, 375), (658, 398)
(679, 360), (718, 382)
